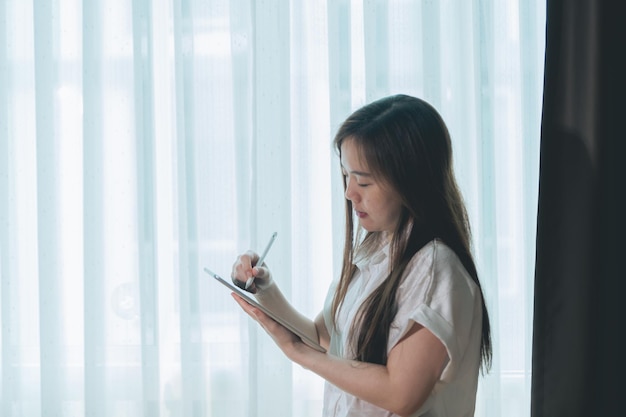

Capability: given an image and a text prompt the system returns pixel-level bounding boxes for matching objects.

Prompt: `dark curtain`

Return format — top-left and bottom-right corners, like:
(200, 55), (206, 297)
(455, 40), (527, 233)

(531, 0), (626, 416)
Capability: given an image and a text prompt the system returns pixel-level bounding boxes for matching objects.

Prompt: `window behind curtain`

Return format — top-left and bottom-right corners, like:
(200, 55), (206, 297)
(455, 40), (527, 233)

(0, 0), (545, 416)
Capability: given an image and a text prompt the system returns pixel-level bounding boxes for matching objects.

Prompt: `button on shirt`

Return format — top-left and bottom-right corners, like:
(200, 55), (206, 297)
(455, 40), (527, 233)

(321, 239), (483, 417)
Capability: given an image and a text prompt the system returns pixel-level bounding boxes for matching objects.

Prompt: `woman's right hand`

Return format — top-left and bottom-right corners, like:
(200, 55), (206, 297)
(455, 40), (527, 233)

(231, 250), (274, 294)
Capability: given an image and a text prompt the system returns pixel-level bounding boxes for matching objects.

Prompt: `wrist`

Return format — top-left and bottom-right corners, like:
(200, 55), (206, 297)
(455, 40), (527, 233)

(287, 341), (324, 369)
(253, 279), (278, 301)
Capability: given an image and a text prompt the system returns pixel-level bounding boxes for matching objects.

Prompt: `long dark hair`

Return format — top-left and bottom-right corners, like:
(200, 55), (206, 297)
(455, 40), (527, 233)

(331, 94), (492, 372)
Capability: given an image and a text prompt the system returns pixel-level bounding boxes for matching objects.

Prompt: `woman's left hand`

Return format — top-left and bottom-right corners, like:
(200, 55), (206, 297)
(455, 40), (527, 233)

(231, 292), (304, 358)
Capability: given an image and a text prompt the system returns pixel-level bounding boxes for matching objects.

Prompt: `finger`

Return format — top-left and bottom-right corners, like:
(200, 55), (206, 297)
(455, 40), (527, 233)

(232, 251), (259, 283)
(244, 250), (259, 266)
(252, 264), (267, 278)
(231, 277), (247, 290)
(231, 293), (281, 338)
(232, 293), (263, 320)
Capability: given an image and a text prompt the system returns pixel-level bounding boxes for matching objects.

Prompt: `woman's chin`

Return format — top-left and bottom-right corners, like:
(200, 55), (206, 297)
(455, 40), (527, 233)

(358, 220), (376, 232)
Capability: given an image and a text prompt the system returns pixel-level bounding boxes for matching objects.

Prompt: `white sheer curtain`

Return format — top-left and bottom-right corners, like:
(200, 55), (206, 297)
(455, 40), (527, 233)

(0, 0), (545, 416)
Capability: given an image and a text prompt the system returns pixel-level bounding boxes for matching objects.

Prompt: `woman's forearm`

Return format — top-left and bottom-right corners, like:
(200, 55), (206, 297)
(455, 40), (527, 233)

(290, 347), (420, 416)
(286, 322), (446, 417)
(254, 282), (319, 345)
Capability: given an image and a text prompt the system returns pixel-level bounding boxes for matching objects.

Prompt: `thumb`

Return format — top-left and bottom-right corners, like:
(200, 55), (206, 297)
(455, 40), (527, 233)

(253, 263), (268, 278)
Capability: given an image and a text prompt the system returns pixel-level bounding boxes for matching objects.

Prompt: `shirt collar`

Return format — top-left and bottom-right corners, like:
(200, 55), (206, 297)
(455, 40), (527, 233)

(354, 236), (390, 269)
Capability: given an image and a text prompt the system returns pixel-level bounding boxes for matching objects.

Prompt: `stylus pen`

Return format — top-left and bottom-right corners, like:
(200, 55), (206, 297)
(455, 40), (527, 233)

(245, 232), (278, 289)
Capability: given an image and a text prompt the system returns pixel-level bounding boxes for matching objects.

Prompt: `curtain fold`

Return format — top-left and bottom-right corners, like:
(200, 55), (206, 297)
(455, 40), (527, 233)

(1, 1), (545, 415)
(531, 1), (625, 416)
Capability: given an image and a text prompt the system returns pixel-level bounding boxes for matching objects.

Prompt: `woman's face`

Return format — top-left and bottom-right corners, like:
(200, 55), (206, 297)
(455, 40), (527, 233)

(340, 139), (404, 234)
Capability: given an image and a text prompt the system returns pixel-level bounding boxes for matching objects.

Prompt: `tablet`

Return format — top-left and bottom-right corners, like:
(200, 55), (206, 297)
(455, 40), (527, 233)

(204, 267), (326, 353)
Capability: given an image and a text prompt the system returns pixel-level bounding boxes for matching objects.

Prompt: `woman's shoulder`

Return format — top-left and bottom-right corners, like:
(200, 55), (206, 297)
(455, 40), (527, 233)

(406, 239), (473, 289)
(411, 239), (461, 268)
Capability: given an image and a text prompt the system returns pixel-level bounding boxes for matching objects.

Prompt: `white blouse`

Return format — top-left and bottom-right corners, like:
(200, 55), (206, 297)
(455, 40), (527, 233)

(322, 239), (483, 417)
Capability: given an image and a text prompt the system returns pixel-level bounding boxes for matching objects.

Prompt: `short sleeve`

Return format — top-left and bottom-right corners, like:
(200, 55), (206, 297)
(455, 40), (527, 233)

(389, 241), (482, 383)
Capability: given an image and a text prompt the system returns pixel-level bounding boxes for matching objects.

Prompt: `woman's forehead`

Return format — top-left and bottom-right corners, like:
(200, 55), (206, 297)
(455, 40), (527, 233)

(340, 140), (370, 172)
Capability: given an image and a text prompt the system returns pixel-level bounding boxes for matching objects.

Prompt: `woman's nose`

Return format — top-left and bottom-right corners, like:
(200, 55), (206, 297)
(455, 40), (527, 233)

(344, 178), (359, 202)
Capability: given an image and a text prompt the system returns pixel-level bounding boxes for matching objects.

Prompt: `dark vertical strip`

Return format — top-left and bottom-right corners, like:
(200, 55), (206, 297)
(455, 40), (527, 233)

(130, 1), (160, 415)
(33, 0), (63, 414)
(593, 2), (626, 414)
(172, 0), (204, 415)
(472, 0), (501, 411)
(421, 0), (441, 107)
(532, 1), (626, 415)
(531, 2), (597, 416)
(83, 1), (106, 416)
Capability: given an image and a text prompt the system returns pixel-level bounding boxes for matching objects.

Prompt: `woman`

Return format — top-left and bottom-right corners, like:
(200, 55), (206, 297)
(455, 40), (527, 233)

(231, 94), (492, 416)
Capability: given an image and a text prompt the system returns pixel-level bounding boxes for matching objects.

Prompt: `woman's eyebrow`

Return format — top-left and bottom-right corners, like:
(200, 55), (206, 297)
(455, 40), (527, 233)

(340, 164), (372, 177)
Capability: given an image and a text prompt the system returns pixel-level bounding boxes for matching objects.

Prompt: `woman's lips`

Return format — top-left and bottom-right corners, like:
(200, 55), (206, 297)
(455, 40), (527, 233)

(356, 210), (367, 218)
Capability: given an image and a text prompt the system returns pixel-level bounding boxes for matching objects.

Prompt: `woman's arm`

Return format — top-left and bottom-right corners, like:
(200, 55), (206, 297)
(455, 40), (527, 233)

(314, 311), (331, 350)
(251, 278), (321, 346)
(233, 294), (447, 417)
